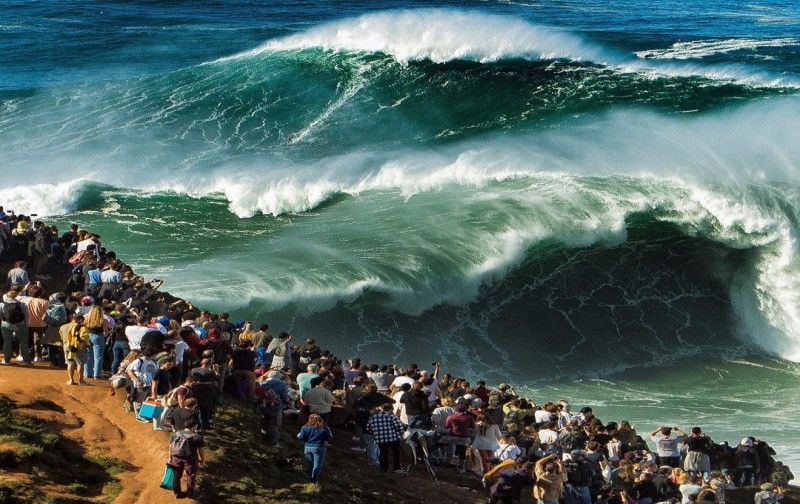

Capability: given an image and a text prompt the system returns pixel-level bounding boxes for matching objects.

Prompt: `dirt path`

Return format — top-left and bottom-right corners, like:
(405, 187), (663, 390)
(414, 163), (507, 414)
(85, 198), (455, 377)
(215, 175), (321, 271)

(0, 360), (182, 504)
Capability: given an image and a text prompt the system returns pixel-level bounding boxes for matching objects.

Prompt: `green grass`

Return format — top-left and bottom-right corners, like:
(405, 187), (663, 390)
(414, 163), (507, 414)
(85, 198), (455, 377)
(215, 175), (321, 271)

(0, 395), (126, 504)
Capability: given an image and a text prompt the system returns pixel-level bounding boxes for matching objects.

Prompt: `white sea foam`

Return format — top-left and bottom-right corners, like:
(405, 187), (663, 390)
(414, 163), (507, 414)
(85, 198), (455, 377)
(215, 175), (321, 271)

(243, 9), (607, 65)
(0, 179), (88, 217)
(635, 38), (799, 60)
(229, 10), (799, 89)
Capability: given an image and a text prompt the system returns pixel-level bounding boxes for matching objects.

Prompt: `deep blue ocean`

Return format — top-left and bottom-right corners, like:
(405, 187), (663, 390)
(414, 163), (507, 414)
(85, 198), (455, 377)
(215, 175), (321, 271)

(2, 0), (799, 469)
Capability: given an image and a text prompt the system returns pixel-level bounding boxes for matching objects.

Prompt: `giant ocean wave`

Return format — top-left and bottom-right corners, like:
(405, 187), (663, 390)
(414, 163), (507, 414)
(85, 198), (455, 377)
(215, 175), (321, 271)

(2, 9), (800, 373)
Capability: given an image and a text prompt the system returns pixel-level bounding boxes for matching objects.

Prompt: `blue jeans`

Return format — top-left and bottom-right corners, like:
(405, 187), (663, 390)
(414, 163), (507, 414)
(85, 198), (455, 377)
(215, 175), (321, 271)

(304, 445), (326, 483)
(406, 414), (428, 430)
(565, 485), (592, 504)
(363, 433), (379, 465)
(1, 323), (29, 364)
(84, 333), (105, 378)
(111, 340), (130, 375)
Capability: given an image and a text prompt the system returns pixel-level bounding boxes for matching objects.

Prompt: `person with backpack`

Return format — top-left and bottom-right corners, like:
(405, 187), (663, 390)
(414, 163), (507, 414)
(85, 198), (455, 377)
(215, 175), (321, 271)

(41, 292), (69, 368)
(257, 370), (291, 447)
(1, 288), (31, 366)
(60, 313), (89, 384)
(167, 416), (205, 499)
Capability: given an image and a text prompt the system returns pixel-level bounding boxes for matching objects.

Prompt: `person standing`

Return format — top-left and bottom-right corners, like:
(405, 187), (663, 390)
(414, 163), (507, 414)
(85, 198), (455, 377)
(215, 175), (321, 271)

(1, 288), (31, 366)
(303, 379), (336, 425)
(296, 414), (334, 486)
(168, 417), (205, 499)
(42, 293), (68, 368)
(61, 314), (89, 384)
(19, 283), (48, 362)
(366, 403), (405, 473)
(83, 303), (109, 379)
(258, 370), (292, 447)
(649, 426), (687, 468)
(445, 403), (476, 473)
(533, 453), (568, 504)
(228, 340), (257, 400)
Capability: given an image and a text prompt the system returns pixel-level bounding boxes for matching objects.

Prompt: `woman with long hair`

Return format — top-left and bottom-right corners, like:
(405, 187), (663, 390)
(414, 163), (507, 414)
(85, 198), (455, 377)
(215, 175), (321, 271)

(296, 413), (333, 486)
(83, 302), (108, 379)
(472, 413), (502, 472)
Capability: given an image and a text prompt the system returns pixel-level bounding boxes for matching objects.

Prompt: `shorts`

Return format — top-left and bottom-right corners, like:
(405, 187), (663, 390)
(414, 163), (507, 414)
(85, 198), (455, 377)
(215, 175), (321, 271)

(66, 348), (88, 365)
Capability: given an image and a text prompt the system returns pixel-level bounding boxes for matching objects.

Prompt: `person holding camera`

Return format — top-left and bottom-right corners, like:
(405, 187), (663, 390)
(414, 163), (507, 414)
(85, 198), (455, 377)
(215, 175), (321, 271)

(649, 426), (687, 468)
(533, 453), (568, 504)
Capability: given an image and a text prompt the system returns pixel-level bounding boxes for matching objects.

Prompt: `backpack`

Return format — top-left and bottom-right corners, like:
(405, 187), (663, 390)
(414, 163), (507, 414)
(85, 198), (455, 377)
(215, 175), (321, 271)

(44, 303), (68, 325)
(163, 386), (186, 408)
(2, 302), (25, 324)
(169, 431), (195, 458)
(255, 384), (278, 408)
(204, 340), (228, 364)
(68, 250), (87, 266)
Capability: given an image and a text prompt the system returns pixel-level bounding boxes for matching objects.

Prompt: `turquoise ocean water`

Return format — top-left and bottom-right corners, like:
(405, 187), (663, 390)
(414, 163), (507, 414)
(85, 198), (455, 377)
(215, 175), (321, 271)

(2, 0), (799, 469)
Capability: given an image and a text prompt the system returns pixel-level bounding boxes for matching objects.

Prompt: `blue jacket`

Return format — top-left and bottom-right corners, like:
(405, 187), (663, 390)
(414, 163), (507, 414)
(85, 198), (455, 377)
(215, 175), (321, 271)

(258, 378), (291, 406)
(297, 425), (333, 447)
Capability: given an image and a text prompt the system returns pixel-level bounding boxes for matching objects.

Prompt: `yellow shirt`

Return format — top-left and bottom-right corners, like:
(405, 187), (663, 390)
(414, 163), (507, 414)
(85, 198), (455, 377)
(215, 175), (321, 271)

(60, 323), (89, 359)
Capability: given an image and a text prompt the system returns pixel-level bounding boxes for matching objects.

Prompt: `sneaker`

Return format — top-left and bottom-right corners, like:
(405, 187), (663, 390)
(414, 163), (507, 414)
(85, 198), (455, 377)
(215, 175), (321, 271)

(154, 426), (173, 432)
(393, 469), (405, 474)
(33, 357), (41, 363)
(135, 417), (150, 423)
(15, 355), (24, 362)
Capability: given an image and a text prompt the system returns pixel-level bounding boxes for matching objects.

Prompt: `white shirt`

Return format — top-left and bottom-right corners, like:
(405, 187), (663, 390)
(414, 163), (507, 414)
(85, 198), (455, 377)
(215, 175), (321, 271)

(174, 339), (189, 364)
(391, 375), (416, 389)
(125, 325), (150, 350)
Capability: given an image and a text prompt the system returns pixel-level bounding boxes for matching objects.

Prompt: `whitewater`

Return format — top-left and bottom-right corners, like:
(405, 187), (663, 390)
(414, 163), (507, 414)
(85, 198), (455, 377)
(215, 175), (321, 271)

(2, 0), (800, 470)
